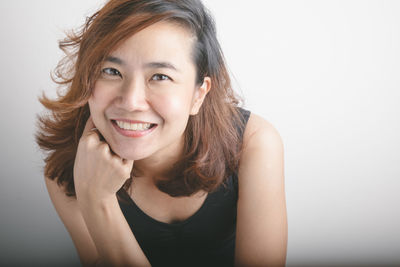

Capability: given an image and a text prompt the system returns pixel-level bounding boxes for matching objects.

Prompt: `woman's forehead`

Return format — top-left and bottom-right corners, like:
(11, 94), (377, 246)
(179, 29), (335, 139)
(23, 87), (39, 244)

(108, 21), (196, 70)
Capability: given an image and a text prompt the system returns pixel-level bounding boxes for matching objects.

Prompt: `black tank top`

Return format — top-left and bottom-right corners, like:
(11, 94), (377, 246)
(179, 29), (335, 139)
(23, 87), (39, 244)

(118, 108), (251, 267)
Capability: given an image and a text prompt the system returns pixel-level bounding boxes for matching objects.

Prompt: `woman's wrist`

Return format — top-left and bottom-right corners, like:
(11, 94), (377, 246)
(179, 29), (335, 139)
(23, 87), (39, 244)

(77, 191), (118, 212)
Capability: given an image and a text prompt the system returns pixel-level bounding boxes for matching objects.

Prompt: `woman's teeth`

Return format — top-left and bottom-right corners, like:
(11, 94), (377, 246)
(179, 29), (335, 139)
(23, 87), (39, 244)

(115, 120), (152, 131)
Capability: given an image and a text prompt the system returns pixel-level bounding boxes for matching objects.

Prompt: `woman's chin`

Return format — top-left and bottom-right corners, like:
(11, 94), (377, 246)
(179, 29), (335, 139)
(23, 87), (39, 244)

(108, 142), (149, 161)
(115, 150), (149, 161)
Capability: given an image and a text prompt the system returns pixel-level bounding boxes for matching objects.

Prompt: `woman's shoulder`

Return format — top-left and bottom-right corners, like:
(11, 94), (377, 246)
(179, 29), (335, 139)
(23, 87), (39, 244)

(238, 111), (284, 181)
(242, 112), (283, 151)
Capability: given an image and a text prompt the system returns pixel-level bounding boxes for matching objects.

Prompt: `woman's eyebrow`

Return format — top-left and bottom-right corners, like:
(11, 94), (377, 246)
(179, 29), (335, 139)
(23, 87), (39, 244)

(105, 56), (180, 72)
(105, 56), (125, 65)
(144, 62), (180, 72)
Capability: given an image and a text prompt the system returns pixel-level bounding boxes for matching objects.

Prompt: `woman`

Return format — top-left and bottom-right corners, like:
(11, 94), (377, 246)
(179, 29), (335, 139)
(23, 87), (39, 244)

(36, 0), (287, 266)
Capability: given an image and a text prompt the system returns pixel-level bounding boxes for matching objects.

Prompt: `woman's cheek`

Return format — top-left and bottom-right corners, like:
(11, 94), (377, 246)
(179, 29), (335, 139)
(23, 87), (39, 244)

(157, 94), (192, 119)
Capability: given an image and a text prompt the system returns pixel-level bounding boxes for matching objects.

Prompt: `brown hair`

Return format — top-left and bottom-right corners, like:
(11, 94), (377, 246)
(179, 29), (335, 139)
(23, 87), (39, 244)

(36, 0), (245, 201)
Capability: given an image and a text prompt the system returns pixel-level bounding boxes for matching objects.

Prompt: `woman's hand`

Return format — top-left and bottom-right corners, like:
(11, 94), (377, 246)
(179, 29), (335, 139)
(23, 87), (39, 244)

(73, 115), (134, 202)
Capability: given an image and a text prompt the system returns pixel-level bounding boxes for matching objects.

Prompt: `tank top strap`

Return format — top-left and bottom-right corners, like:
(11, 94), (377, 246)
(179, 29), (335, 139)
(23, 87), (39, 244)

(238, 107), (250, 124)
(232, 107), (251, 193)
(236, 107), (251, 139)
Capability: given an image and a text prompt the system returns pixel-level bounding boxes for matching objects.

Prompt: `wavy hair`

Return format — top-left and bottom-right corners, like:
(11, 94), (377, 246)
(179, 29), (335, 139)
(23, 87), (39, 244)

(36, 0), (245, 201)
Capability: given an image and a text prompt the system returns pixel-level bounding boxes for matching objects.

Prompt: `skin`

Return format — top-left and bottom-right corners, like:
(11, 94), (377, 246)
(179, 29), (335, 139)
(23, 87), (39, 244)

(46, 20), (287, 267)
(235, 114), (287, 266)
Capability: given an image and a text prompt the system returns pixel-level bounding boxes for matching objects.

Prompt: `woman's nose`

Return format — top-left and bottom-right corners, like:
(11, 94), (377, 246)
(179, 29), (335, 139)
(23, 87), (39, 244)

(116, 77), (150, 111)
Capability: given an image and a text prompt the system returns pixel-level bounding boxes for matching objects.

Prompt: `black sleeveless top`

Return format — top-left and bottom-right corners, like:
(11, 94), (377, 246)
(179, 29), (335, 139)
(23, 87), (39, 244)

(118, 108), (251, 267)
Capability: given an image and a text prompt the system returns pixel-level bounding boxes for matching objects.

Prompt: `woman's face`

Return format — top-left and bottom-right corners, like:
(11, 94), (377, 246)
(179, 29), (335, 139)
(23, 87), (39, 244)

(88, 21), (210, 161)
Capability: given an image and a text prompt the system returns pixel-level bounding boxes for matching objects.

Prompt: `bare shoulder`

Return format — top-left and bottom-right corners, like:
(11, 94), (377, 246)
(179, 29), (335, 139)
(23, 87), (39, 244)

(241, 112), (284, 166)
(44, 178), (76, 211)
(238, 111), (284, 187)
(45, 178), (75, 204)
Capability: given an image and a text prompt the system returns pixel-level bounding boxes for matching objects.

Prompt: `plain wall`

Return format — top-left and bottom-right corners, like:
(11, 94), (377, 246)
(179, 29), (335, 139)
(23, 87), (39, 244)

(0, 0), (399, 266)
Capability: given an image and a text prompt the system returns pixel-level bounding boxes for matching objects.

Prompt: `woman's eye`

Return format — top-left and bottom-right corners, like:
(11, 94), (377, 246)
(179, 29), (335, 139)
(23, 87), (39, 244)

(102, 68), (121, 77)
(151, 74), (171, 81)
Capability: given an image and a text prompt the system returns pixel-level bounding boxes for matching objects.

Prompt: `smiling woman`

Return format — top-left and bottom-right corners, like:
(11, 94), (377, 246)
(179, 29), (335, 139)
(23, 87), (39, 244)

(35, 0), (287, 266)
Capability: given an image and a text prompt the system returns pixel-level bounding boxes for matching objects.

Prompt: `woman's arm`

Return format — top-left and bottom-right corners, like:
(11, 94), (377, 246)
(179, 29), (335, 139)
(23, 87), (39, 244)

(45, 177), (151, 267)
(235, 113), (288, 266)
(45, 116), (151, 267)
(45, 177), (98, 266)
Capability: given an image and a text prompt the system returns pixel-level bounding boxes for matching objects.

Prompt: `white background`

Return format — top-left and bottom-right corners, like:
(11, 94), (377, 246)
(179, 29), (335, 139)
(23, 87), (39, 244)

(0, 0), (399, 266)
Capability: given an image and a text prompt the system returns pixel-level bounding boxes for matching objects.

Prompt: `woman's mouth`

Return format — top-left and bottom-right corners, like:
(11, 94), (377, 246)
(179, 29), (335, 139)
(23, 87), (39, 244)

(111, 120), (157, 137)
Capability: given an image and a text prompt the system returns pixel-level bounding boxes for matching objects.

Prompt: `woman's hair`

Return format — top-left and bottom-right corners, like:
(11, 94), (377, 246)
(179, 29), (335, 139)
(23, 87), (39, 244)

(36, 0), (245, 201)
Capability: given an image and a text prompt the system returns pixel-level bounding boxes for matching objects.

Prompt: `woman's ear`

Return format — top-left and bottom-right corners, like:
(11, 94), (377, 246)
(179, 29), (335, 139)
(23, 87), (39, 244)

(190, 77), (211, 115)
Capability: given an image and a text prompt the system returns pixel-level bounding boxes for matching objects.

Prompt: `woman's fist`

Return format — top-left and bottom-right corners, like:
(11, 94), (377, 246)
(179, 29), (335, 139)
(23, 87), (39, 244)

(73, 116), (134, 201)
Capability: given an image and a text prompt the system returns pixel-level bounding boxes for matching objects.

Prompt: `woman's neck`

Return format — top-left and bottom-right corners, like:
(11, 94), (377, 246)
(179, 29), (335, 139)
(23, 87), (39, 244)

(132, 137), (185, 182)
